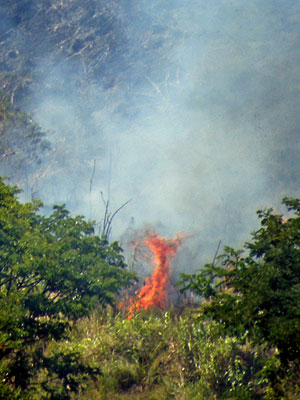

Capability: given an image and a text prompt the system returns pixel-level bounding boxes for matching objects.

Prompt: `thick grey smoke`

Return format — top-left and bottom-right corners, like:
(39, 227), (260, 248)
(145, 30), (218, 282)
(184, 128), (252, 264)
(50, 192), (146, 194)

(3, 0), (300, 270)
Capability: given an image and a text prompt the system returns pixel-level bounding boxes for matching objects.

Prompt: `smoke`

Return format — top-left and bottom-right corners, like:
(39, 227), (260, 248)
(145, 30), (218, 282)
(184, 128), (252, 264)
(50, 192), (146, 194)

(2, 0), (300, 270)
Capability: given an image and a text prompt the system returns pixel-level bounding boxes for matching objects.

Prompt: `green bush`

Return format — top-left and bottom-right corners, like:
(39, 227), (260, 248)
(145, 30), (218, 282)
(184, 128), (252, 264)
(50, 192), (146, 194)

(180, 197), (300, 398)
(64, 310), (264, 399)
(0, 178), (135, 399)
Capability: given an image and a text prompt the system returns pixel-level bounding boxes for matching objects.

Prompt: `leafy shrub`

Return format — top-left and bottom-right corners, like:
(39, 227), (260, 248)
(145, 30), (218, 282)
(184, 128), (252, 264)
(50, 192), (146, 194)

(65, 309), (264, 399)
(0, 178), (135, 399)
(180, 197), (300, 398)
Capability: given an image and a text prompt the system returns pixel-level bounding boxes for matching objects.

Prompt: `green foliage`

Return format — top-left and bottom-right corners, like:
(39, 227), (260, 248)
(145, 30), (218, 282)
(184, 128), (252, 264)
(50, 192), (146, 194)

(180, 197), (300, 397)
(63, 310), (263, 399)
(2, 181), (298, 398)
(0, 178), (135, 398)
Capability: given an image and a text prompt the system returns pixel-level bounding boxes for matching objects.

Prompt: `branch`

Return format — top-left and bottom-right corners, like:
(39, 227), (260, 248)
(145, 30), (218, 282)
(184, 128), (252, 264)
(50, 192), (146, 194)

(100, 193), (132, 238)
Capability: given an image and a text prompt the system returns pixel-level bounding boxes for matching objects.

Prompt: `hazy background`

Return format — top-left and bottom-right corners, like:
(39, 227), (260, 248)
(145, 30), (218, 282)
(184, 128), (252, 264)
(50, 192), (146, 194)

(2, 0), (300, 274)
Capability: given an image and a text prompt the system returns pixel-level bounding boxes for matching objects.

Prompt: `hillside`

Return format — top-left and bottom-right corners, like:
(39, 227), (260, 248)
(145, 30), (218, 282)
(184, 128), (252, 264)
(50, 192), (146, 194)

(0, 0), (179, 107)
(0, 0), (189, 230)
(1, 1), (300, 250)
(1, 4), (300, 397)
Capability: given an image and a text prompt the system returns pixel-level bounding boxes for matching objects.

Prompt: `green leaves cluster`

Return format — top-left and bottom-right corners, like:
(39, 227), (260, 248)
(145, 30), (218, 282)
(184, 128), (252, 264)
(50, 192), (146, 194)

(0, 178), (135, 399)
(180, 197), (300, 396)
(65, 310), (261, 400)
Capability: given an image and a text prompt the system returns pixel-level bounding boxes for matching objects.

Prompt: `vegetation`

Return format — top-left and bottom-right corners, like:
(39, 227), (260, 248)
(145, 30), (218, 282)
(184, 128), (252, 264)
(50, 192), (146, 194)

(180, 198), (300, 398)
(0, 178), (135, 399)
(60, 309), (265, 400)
(0, 2), (299, 399)
(0, 93), (50, 184)
(0, 179), (299, 398)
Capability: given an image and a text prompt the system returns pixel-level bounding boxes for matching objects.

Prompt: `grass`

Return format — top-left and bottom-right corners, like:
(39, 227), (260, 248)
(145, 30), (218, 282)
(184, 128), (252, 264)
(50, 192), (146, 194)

(47, 306), (269, 399)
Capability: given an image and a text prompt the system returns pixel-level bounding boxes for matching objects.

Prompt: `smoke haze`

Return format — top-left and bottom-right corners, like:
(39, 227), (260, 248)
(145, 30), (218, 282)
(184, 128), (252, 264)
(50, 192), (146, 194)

(2, 0), (300, 270)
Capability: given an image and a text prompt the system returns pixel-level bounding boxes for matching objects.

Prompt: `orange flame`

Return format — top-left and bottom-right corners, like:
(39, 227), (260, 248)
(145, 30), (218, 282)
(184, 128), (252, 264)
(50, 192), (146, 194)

(126, 232), (184, 319)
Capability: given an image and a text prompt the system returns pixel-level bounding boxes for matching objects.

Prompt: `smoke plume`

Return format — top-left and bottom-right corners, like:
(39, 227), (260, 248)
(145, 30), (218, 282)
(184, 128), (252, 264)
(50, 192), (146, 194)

(1, 0), (300, 272)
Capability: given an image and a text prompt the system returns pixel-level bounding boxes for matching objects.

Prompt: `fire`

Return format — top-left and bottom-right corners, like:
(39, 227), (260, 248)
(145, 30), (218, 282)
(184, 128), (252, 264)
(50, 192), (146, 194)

(126, 232), (184, 319)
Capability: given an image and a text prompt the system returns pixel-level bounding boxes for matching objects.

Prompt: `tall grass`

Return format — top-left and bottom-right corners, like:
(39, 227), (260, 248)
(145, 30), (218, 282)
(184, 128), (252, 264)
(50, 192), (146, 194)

(49, 307), (267, 399)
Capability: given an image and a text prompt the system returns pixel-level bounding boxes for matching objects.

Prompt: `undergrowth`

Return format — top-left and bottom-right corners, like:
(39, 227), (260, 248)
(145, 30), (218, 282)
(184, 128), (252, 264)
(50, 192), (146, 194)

(49, 307), (269, 399)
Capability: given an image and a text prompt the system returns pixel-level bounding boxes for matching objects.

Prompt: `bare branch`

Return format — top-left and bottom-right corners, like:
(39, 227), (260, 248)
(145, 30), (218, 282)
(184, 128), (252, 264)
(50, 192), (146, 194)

(212, 240), (222, 265)
(100, 192), (132, 238)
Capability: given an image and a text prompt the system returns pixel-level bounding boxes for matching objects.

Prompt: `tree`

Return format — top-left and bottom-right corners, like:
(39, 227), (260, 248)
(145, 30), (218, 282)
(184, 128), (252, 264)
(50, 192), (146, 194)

(180, 198), (300, 395)
(0, 178), (136, 399)
(0, 93), (50, 183)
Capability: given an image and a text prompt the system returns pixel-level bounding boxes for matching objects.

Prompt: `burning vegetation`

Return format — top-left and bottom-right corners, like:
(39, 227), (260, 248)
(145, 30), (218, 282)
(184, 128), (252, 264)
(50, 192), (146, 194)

(125, 232), (184, 319)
